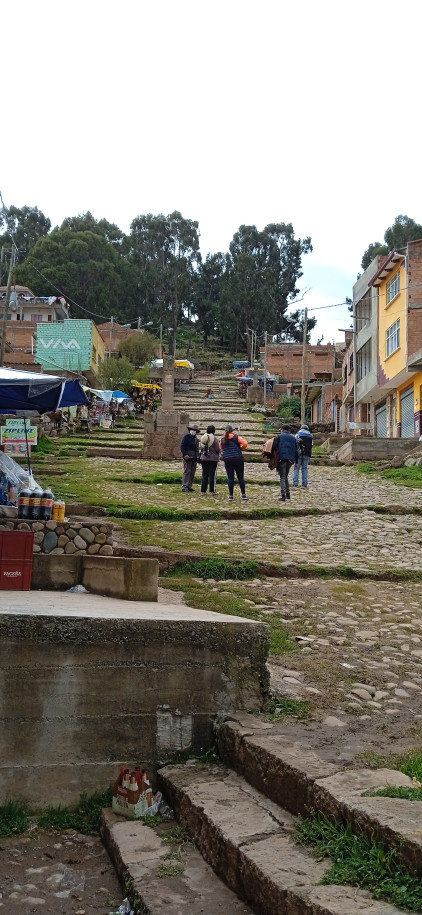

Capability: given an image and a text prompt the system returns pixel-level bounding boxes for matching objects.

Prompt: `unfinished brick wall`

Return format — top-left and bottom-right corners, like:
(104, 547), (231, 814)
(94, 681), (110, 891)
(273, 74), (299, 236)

(407, 239), (422, 360)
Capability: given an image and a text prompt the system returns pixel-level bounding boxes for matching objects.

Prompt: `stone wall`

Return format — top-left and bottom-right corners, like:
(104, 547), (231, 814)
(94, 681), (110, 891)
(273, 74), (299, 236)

(0, 607), (269, 807)
(0, 518), (114, 555)
(332, 438), (417, 464)
(143, 410), (190, 460)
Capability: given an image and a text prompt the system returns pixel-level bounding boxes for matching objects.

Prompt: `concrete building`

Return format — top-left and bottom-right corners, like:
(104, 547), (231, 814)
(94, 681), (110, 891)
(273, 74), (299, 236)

(264, 342), (343, 384)
(97, 321), (140, 357)
(0, 286), (70, 323)
(34, 319), (105, 385)
(370, 240), (422, 438)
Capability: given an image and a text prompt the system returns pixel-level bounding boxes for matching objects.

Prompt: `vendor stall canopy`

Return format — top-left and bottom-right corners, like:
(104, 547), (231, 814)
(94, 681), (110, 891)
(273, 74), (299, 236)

(0, 368), (88, 414)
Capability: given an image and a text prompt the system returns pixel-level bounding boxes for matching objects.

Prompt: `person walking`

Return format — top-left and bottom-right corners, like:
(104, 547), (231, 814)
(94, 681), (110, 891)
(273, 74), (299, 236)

(293, 423), (313, 488)
(180, 422), (200, 492)
(271, 424), (298, 501)
(220, 424), (248, 501)
(199, 425), (220, 495)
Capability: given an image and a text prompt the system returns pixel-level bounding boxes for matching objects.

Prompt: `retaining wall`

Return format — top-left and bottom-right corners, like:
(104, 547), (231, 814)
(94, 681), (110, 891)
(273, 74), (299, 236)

(333, 438), (417, 463)
(0, 602), (269, 807)
(0, 518), (114, 555)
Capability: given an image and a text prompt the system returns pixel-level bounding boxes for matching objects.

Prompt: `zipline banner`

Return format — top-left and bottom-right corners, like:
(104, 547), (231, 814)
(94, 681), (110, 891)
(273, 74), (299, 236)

(1, 419), (38, 444)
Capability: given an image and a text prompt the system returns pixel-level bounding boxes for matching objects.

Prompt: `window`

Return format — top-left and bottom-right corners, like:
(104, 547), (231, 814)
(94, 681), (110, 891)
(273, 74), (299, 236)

(31, 314), (44, 322)
(356, 293), (371, 330)
(386, 319), (400, 357)
(387, 272), (400, 304)
(349, 354), (354, 372)
(356, 340), (371, 382)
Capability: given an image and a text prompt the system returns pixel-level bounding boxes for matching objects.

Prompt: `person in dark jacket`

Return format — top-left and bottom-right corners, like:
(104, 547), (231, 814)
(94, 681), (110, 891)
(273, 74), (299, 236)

(293, 423), (313, 488)
(271, 424), (298, 501)
(220, 424), (248, 501)
(180, 422), (200, 492)
(199, 424), (220, 495)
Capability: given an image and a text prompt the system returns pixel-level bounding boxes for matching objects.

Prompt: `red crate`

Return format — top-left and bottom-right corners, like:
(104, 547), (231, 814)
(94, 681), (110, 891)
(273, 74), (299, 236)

(0, 531), (34, 590)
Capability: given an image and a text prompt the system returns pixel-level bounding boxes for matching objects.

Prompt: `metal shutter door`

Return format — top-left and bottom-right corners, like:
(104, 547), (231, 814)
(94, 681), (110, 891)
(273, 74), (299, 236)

(400, 387), (414, 438)
(376, 404), (387, 438)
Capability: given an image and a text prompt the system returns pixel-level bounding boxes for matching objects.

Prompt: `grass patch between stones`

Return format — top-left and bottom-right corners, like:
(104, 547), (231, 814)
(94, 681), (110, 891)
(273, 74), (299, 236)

(37, 788), (113, 834)
(261, 696), (311, 722)
(166, 558), (259, 580)
(359, 748), (422, 783)
(295, 812), (422, 911)
(0, 799), (29, 837)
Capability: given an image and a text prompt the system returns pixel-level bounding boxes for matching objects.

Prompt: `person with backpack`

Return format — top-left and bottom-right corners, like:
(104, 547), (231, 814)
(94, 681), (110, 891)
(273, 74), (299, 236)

(220, 424), (248, 501)
(292, 423), (313, 488)
(180, 421), (201, 492)
(270, 424), (298, 501)
(199, 424), (220, 495)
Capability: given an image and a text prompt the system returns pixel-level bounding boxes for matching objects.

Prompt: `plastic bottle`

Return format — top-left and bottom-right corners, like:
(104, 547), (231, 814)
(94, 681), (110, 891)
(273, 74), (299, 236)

(18, 487), (31, 520)
(40, 489), (54, 521)
(29, 490), (41, 521)
(58, 500), (66, 522)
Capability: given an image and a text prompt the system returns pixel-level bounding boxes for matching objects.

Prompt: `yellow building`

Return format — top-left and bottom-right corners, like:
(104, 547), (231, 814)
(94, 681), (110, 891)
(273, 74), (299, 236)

(370, 243), (422, 438)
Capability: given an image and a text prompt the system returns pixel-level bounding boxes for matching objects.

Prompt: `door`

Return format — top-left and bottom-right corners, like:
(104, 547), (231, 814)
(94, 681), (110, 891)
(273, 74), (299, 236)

(400, 387), (414, 438)
(376, 403), (387, 438)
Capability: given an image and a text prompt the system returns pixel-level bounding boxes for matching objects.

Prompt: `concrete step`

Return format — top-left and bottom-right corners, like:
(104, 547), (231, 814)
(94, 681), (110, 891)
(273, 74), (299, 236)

(216, 712), (422, 878)
(101, 808), (256, 915)
(157, 762), (404, 915)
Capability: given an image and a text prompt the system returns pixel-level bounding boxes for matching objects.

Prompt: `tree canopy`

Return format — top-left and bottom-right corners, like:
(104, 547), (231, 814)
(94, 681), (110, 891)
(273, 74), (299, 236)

(361, 215), (422, 270)
(10, 203), (314, 352)
(98, 356), (135, 392)
(118, 330), (158, 366)
(0, 205), (51, 263)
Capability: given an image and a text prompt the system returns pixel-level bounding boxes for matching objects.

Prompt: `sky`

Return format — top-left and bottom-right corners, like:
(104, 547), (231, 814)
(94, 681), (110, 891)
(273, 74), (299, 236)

(3, 0), (422, 343)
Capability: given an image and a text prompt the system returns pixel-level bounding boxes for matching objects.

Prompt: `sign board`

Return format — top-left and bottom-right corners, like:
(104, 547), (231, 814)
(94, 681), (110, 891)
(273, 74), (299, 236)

(3, 442), (31, 456)
(348, 422), (371, 430)
(1, 419), (37, 444)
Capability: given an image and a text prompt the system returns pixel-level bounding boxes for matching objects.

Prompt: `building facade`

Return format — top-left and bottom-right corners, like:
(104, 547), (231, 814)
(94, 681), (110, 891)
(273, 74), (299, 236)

(34, 319), (105, 384)
(350, 241), (422, 439)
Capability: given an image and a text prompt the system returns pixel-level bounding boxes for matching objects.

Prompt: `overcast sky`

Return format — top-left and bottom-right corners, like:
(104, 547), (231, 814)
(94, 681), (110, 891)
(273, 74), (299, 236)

(3, 0), (422, 342)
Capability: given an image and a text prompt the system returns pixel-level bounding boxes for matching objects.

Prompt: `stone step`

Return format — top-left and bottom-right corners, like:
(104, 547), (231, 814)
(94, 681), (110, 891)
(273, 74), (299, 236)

(157, 762), (404, 915)
(216, 712), (422, 878)
(100, 808), (255, 915)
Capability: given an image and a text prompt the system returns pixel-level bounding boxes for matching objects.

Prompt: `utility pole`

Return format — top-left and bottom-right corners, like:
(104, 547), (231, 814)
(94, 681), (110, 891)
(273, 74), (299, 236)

(300, 308), (308, 426)
(0, 247), (16, 367)
(159, 324), (163, 358)
(263, 330), (268, 409)
(108, 316), (113, 358)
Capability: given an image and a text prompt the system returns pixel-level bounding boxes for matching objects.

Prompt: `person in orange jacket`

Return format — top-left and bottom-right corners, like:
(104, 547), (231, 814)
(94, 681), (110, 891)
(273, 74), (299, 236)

(220, 424), (248, 501)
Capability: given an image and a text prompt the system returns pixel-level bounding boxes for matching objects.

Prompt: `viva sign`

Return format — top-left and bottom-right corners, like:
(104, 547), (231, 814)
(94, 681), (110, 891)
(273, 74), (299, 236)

(35, 320), (92, 371)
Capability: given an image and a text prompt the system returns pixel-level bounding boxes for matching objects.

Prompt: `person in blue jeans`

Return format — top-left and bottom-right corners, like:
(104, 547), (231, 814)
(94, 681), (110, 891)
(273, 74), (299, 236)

(271, 425), (298, 501)
(220, 424), (248, 501)
(292, 423), (313, 488)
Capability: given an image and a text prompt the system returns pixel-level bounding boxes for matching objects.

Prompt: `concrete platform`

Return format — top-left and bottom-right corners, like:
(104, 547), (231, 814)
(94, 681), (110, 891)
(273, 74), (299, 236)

(0, 593), (269, 807)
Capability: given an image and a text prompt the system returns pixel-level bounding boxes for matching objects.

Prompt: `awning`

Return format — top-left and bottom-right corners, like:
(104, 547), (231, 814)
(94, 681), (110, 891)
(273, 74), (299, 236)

(0, 368), (65, 414)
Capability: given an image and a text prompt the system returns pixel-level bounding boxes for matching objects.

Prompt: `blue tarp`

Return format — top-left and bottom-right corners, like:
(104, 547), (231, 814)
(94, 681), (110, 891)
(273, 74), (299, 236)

(0, 369), (87, 414)
(59, 380), (89, 408)
(112, 390), (130, 399)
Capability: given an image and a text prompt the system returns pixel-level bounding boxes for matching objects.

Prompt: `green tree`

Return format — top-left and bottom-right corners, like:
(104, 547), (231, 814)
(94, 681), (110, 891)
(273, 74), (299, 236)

(118, 330), (158, 366)
(361, 215), (422, 270)
(0, 205), (51, 261)
(219, 223), (313, 356)
(17, 229), (126, 319)
(98, 356), (135, 392)
(59, 212), (125, 246)
(277, 395), (302, 418)
(128, 211), (201, 335)
(194, 253), (227, 344)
